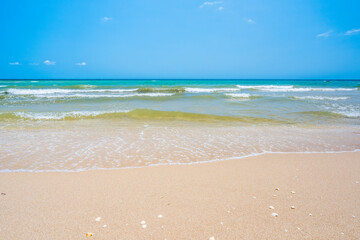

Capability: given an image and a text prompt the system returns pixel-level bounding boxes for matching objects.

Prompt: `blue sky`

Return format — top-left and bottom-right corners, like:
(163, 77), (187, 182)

(1, 0), (360, 79)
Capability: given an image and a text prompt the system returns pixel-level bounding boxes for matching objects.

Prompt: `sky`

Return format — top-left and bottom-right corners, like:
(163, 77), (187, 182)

(0, 0), (360, 79)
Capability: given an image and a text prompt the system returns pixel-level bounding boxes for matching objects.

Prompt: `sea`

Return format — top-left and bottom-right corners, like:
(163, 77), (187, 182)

(0, 79), (359, 172)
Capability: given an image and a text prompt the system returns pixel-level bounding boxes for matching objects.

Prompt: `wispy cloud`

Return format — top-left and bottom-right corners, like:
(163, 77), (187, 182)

(200, 1), (222, 8)
(218, 6), (224, 11)
(101, 17), (112, 22)
(345, 28), (360, 35)
(317, 30), (332, 38)
(43, 60), (56, 65)
(75, 62), (87, 66)
(244, 18), (255, 24)
(9, 62), (20, 65)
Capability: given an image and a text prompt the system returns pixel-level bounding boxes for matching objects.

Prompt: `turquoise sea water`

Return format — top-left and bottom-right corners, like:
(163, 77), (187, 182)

(0, 80), (360, 124)
(0, 79), (359, 124)
(0, 79), (359, 171)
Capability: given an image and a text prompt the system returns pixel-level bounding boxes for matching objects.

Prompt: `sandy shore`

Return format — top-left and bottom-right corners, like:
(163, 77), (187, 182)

(0, 152), (360, 239)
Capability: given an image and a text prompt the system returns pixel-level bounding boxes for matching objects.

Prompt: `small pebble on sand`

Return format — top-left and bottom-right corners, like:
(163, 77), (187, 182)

(158, 214), (163, 218)
(309, 213), (312, 216)
(253, 196), (257, 199)
(95, 217), (101, 222)
(1, 193), (6, 196)
(209, 237), (215, 240)
(103, 225), (107, 228)
(291, 206), (295, 209)
(141, 220), (146, 225)
(271, 212), (278, 217)
(142, 224), (147, 229)
(352, 215), (356, 218)
(355, 181), (359, 184)
(269, 206), (275, 210)
(86, 232), (93, 237)
(290, 191), (296, 194)
(285, 229), (288, 233)
(275, 188), (280, 191)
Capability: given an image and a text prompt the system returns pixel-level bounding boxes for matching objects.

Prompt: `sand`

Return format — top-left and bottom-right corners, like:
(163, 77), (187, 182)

(0, 152), (360, 239)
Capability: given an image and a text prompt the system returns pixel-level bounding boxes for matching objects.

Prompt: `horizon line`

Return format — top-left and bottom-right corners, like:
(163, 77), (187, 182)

(1, 78), (360, 81)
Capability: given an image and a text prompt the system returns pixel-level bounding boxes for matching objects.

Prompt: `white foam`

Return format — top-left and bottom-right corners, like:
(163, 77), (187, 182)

(185, 88), (239, 93)
(236, 85), (356, 92)
(333, 111), (360, 118)
(293, 96), (349, 100)
(13, 110), (130, 120)
(15, 93), (175, 98)
(7, 88), (138, 95)
(236, 85), (294, 89)
(225, 93), (252, 98)
(0, 85), (7, 87)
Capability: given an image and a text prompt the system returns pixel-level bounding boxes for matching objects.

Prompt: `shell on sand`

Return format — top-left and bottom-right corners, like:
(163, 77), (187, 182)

(95, 217), (101, 222)
(142, 224), (147, 229)
(86, 232), (93, 237)
(290, 191), (296, 194)
(291, 206), (295, 209)
(158, 214), (163, 218)
(271, 212), (278, 217)
(141, 220), (146, 225)
(269, 206), (275, 210)
(209, 237), (215, 240)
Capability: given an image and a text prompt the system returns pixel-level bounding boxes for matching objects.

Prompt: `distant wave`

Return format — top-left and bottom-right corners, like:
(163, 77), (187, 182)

(292, 96), (350, 100)
(185, 88), (239, 93)
(0, 85), (7, 88)
(225, 93), (262, 99)
(33, 93), (175, 98)
(236, 85), (356, 92)
(6, 88), (138, 95)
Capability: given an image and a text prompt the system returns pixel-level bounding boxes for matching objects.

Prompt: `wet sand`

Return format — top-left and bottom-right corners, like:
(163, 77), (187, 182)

(0, 152), (360, 239)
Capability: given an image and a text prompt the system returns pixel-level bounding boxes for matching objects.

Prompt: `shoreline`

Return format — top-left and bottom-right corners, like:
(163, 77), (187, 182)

(0, 149), (360, 173)
(1, 152), (360, 239)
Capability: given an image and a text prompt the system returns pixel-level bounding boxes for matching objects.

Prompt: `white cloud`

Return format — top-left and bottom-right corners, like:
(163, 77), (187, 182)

(43, 60), (56, 65)
(244, 18), (255, 24)
(345, 28), (360, 35)
(75, 62), (87, 66)
(101, 17), (112, 22)
(218, 6), (224, 11)
(317, 30), (332, 38)
(9, 62), (20, 65)
(200, 1), (222, 8)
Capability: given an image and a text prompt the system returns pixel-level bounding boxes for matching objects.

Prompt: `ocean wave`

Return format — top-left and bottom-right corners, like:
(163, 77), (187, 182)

(33, 93), (175, 98)
(0, 85), (7, 87)
(137, 87), (185, 93)
(0, 109), (282, 123)
(225, 93), (262, 99)
(185, 88), (239, 93)
(11, 110), (131, 120)
(292, 96), (350, 100)
(333, 111), (360, 118)
(236, 85), (356, 92)
(6, 88), (138, 95)
(297, 110), (359, 118)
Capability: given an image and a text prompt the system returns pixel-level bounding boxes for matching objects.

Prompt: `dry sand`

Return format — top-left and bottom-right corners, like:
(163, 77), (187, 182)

(0, 152), (360, 239)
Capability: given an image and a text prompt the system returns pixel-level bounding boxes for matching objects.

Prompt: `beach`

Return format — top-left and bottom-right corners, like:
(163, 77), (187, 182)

(1, 80), (359, 239)
(1, 152), (360, 239)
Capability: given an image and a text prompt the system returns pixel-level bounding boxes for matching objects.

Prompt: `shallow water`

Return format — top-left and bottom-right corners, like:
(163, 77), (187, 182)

(0, 79), (359, 171)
